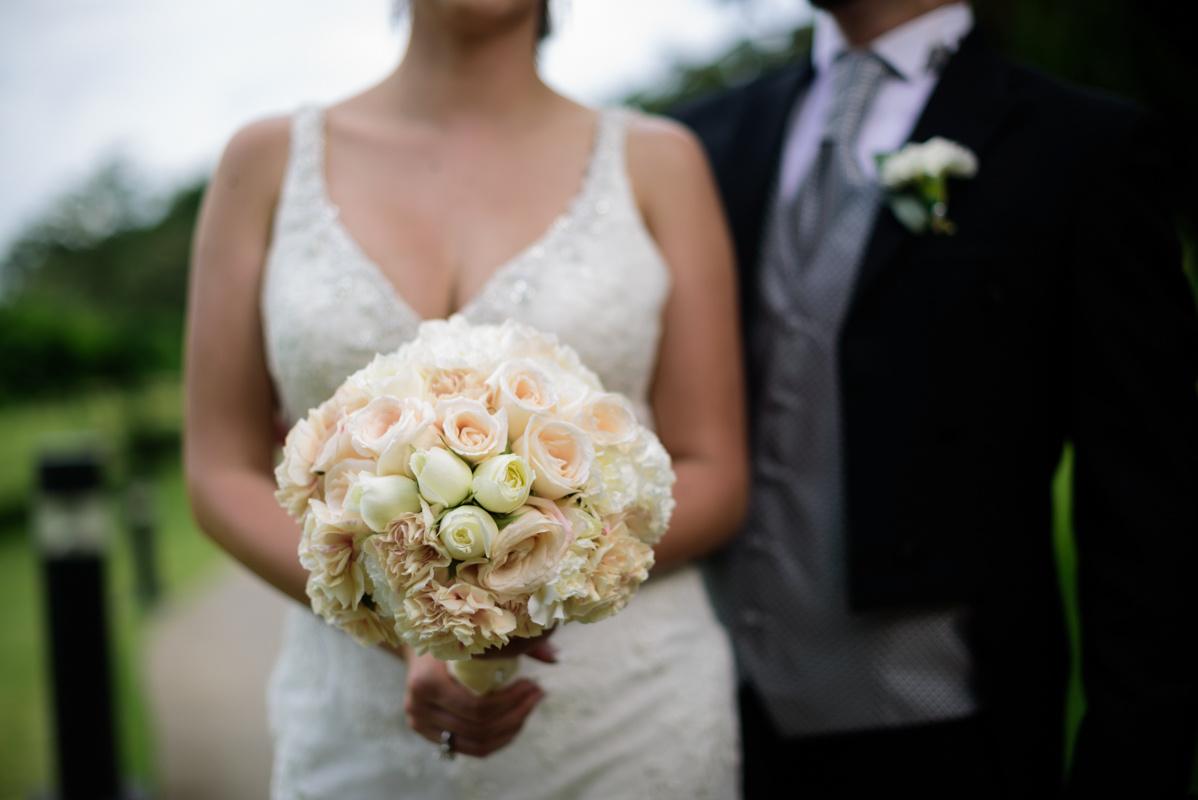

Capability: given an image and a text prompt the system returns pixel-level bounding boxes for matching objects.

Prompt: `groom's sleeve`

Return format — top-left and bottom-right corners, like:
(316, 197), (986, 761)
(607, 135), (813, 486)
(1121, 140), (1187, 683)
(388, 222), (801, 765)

(1065, 105), (1198, 796)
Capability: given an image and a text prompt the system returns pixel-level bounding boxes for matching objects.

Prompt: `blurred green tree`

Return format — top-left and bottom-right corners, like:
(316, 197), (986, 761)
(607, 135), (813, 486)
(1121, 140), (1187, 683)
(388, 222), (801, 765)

(0, 160), (202, 403)
(1, 0), (1193, 406)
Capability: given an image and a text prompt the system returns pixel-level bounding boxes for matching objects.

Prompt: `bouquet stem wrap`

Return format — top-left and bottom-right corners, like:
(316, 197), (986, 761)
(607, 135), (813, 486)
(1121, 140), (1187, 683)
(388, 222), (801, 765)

(448, 657), (520, 695)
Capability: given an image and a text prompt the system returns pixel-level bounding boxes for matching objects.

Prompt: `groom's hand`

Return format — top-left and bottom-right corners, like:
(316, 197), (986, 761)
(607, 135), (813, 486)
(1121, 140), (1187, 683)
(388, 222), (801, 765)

(403, 652), (546, 758)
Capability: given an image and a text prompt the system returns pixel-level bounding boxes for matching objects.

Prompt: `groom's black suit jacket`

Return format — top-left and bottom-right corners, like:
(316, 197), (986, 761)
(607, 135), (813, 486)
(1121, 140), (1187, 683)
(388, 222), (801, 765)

(674, 28), (1198, 797)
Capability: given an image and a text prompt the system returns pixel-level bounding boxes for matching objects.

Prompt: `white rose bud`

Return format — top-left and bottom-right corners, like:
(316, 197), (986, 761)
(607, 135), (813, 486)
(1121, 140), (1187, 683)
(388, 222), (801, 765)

(437, 505), (499, 560)
(472, 454), (535, 514)
(410, 447), (473, 507)
(346, 472), (421, 532)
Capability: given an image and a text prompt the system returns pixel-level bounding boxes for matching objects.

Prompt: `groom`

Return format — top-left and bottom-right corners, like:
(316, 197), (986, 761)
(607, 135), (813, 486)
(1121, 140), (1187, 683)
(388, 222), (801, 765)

(676, 0), (1198, 797)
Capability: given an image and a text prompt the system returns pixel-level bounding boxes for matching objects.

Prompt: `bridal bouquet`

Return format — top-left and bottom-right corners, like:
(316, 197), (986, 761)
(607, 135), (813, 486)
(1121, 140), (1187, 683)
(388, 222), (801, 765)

(273, 317), (675, 692)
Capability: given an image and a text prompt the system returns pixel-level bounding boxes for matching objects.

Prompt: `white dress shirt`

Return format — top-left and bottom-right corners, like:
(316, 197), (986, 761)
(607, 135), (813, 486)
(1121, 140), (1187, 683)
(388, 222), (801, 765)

(777, 2), (975, 204)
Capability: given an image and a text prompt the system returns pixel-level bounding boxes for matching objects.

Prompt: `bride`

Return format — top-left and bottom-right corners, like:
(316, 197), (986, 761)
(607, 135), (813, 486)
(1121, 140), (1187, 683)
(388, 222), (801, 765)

(182, 0), (748, 796)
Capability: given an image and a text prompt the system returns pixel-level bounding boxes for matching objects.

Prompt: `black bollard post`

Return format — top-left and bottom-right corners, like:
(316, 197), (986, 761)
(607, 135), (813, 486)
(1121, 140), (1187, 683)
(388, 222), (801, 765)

(34, 449), (122, 800)
(126, 480), (160, 610)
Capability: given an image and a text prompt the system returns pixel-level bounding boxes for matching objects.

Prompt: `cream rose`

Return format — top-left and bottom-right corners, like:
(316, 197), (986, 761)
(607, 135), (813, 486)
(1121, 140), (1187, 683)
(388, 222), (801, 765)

(346, 472), (421, 532)
(437, 505), (499, 560)
(476, 505), (569, 596)
(346, 396), (438, 477)
(545, 365), (595, 419)
(312, 417), (369, 474)
(574, 392), (639, 447)
(513, 415), (594, 500)
(410, 447), (473, 507)
(274, 403), (339, 519)
(486, 359), (557, 437)
(438, 398), (508, 464)
(330, 374), (374, 415)
(321, 458), (376, 518)
(472, 454), (534, 514)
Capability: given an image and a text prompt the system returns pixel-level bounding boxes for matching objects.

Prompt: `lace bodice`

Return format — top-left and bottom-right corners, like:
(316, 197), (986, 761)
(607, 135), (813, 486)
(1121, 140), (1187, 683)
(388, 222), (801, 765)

(262, 104), (670, 428)
(260, 103), (739, 800)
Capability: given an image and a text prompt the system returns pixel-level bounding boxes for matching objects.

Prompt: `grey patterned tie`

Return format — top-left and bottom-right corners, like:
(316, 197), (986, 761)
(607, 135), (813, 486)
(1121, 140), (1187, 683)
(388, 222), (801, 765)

(788, 48), (892, 304)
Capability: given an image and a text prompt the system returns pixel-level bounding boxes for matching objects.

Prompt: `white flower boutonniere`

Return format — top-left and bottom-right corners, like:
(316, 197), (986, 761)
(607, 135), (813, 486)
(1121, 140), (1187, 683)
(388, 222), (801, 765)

(875, 137), (978, 235)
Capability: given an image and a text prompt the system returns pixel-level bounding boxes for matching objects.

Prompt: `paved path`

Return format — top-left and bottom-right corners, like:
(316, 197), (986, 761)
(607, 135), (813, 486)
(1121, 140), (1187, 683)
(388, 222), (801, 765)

(143, 562), (289, 799)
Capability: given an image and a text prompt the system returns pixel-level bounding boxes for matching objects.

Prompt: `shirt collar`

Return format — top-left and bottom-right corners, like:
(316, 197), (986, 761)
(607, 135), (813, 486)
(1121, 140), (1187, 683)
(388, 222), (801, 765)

(811, 2), (975, 81)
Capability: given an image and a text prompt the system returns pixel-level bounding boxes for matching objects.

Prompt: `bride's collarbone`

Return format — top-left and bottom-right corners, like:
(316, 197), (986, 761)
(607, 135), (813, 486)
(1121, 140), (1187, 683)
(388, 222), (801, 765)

(319, 107), (605, 318)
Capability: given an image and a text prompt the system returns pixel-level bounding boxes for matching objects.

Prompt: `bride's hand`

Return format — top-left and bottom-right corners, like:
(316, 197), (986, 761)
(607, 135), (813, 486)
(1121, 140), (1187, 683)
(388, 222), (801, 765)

(398, 649), (547, 758)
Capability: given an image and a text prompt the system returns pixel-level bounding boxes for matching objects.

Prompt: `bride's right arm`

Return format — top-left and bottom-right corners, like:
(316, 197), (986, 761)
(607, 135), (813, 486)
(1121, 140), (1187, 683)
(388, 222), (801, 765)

(182, 116), (311, 608)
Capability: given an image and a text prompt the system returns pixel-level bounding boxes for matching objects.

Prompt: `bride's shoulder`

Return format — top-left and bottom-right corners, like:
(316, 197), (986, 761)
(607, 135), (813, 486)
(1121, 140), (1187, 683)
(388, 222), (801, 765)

(193, 113), (294, 280)
(619, 107), (709, 175)
(615, 107), (720, 226)
(208, 112), (293, 209)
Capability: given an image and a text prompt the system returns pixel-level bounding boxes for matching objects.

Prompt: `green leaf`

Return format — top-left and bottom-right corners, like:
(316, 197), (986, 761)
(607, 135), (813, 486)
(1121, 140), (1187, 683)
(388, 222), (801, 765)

(888, 194), (929, 234)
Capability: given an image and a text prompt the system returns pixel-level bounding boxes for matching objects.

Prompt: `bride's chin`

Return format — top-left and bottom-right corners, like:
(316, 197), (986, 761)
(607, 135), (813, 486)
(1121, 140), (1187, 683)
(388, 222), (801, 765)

(412, 0), (543, 40)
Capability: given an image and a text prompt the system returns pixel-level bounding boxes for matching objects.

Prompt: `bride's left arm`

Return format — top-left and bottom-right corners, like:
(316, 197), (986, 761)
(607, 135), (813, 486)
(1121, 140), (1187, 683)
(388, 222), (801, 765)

(626, 114), (749, 573)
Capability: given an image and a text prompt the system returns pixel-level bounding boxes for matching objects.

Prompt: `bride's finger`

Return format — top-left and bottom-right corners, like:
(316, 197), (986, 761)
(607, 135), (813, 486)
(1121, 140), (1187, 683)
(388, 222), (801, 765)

(431, 678), (543, 724)
(415, 682), (544, 742)
(476, 684), (545, 737)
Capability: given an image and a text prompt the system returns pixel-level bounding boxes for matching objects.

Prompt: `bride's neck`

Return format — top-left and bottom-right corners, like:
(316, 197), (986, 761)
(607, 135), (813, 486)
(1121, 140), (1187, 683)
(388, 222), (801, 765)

(382, 11), (551, 122)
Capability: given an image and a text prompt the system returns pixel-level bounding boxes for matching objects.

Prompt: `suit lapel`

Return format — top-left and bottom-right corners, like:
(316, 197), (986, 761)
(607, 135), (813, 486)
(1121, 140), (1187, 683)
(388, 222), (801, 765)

(847, 28), (1011, 312)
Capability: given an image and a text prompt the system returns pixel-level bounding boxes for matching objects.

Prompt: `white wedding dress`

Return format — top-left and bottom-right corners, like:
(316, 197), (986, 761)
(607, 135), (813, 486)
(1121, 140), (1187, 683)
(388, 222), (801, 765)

(259, 103), (741, 799)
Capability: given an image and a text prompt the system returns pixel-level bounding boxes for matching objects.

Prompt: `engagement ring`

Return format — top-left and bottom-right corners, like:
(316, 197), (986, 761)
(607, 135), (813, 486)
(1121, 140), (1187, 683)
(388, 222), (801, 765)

(439, 729), (456, 761)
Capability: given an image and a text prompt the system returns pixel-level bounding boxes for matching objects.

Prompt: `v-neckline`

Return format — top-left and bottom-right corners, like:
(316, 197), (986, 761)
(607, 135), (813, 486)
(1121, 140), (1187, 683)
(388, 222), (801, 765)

(311, 105), (610, 324)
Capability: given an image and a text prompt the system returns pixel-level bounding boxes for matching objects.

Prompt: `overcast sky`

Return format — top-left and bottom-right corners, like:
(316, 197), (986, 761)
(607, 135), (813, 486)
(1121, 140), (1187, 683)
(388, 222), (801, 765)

(0, 0), (811, 251)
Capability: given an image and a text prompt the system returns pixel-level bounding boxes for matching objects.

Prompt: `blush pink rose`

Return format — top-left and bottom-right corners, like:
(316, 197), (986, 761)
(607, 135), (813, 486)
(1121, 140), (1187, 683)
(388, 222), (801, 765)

(437, 397), (508, 464)
(486, 359), (558, 437)
(513, 415), (595, 500)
